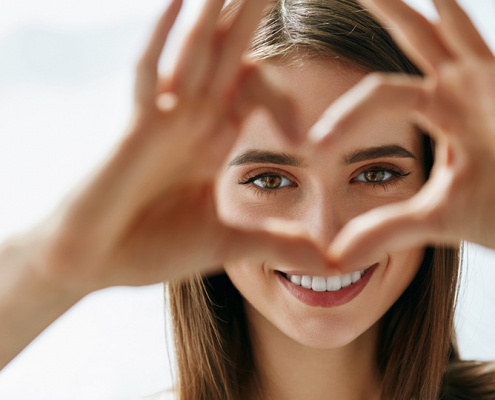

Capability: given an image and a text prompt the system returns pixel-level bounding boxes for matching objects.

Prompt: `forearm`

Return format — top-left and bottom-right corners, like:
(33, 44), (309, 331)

(0, 234), (84, 370)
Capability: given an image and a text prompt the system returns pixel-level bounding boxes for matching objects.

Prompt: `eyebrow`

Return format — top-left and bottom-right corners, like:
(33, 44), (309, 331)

(228, 145), (416, 168)
(229, 150), (304, 167)
(343, 145), (416, 165)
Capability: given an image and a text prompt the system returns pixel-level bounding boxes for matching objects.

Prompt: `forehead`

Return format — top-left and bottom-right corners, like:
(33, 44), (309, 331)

(231, 59), (420, 160)
(273, 59), (365, 125)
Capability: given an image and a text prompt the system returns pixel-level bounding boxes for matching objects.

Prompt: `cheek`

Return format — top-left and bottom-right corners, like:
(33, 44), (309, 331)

(224, 246), (426, 350)
(224, 261), (273, 305)
(215, 173), (265, 230)
(374, 247), (426, 312)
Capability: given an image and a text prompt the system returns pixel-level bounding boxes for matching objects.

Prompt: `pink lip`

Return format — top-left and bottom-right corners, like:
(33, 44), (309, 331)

(276, 264), (378, 308)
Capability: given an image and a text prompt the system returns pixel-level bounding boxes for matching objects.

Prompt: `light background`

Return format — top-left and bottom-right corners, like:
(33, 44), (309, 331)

(0, 0), (494, 399)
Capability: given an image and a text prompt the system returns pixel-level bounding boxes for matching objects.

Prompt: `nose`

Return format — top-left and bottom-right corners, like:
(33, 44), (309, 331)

(299, 188), (343, 249)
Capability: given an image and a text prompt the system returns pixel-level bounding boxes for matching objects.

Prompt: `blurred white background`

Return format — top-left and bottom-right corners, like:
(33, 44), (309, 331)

(0, 0), (494, 399)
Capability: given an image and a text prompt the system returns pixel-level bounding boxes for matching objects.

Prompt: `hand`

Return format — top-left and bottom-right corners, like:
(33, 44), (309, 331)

(309, 0), (495, 272)
(24, 0), (331, 295)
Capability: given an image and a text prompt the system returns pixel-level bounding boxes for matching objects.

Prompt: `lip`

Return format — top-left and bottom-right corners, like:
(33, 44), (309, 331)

(276, 263), (378, 308)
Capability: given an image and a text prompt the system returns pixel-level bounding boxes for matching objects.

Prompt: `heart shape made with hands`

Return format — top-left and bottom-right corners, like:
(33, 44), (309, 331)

(308, 0), (495, 273)
(35, 0), (495, 295)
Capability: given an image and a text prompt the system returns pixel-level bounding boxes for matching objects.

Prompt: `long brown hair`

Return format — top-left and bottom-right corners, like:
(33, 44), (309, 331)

(169, 1), (495, 399)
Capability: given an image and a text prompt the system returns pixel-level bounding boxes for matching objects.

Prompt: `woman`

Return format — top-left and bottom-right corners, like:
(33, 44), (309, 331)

(0, 0), (495, 399)
(167, 1), (495, 399)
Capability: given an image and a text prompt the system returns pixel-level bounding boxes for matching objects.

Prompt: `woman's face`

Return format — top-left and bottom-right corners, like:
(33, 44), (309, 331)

(215, 59), (426, 349)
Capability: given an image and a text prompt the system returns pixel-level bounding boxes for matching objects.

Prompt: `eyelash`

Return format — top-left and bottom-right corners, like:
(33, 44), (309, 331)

(238, 171), (297, 197)
(238, 165), (411, 196)
(351, 166), (411, 191)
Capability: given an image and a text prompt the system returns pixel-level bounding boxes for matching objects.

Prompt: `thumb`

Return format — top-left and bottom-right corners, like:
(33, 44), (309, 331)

(328, 200), (432, 273)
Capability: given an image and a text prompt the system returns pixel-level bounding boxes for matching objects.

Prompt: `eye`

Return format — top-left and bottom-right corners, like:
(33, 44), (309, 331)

(239, 172), (296, 191)
(355, 169), (394, 183)
(252, 174), (294, 190)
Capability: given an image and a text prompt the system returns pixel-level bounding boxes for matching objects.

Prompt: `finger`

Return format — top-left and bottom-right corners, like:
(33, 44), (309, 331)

(135, 0), (183, 107)
(328, 200), (432, 273)
(232, 64), (303, 142)
(223, 221), (336, 276)
(208, 0), (268, 100)
(309, 74), (430, 146)
(328, 158), (461, 272)
(359, 0), (454, 73)
(432, 0), (494, 59)
(172, 0), (225, 96)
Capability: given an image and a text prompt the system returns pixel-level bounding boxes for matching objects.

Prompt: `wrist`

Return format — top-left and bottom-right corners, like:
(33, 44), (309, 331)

(0, 232), (88, 369)
(1, 229), (88, 297)
(2, 228), (92, 300)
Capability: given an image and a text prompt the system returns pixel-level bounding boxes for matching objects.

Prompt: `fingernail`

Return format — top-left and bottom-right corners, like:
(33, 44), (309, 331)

(156, 92), (178, 112)
(308, 120), (334, 143)
(310, 122), (341, 146)
(308, 121), (325, 141)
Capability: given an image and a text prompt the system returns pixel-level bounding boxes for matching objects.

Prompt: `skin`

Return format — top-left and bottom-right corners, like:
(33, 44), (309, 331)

(0, 0), (494, 396)
(311, 0), (495, 272)
(216, 60), (426, 400)
(0, 0), (334, 370)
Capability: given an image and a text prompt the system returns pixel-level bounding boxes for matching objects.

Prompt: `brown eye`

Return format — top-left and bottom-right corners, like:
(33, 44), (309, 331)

(262, 175), (281, 188)
(355, 169), (393, 183)
(253, 174), (293, 189)
(365, 170), (386, 182)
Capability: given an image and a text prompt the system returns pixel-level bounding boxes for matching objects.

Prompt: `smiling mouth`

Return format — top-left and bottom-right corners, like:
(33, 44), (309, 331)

(278, 268), (371, 292)
(276, 265), (377, 307)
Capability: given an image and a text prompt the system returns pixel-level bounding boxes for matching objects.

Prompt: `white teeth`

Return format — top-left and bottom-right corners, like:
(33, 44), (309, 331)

(290, 275), (302, 285)
(301, 276), (312, 289)
(326, 275), (342, 291)
(311, 277), (327, 292)
(341, 273), (352, 288)
(351, 271), (361, 283)
(283, 269), (367, 292)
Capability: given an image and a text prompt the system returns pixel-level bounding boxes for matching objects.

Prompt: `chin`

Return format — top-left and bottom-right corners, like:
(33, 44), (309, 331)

(289, 320), (373, 350)
(227, 248), (421, 354)
(245, 298), (380, 350)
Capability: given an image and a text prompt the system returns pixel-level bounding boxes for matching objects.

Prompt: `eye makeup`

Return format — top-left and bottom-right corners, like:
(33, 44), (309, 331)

(350, 163), (412, 191)
(238, 170), (298, 197)
(237, 162), (412, 198)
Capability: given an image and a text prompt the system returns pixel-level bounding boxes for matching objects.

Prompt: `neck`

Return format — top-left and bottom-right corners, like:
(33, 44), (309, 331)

(246, 304), (383, 400)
